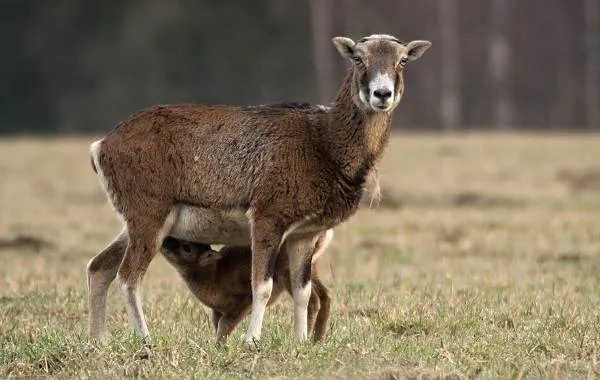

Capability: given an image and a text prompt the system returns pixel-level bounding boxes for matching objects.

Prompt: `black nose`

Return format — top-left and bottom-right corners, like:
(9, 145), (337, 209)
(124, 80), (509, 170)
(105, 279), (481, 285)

(373, 89), (392, 100)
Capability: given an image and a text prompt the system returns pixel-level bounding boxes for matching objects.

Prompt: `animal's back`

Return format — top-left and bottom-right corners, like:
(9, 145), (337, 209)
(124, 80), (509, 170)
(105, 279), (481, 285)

(96, 103), (328, 211)
(92, 101), (364, 246)
(104, 103), (325, 150)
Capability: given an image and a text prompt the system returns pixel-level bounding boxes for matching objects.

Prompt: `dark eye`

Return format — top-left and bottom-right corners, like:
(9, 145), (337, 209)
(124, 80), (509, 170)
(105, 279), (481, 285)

(352, 56), (363, 65)
(399, 57), (408, 66)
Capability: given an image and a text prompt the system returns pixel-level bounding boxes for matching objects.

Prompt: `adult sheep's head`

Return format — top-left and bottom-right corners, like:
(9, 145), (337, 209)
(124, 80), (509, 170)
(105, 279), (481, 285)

(333, 34), (431, 113)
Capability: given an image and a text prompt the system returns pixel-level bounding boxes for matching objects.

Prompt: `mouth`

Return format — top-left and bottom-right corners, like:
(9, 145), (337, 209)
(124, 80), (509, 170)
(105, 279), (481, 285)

(360, 89), (392, 112)
(370, 102), (392, 112)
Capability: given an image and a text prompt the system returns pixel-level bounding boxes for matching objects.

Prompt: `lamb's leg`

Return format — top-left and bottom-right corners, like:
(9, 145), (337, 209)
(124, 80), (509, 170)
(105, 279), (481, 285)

(245, 217), (284, 343)
(310, 274), (331, 343)
(87, 229), (127, 342)
(211, 309), (222, 333)
(307, 286), (321, 338)
(216, 298), (252, 343)
(286, 234), (319, 340)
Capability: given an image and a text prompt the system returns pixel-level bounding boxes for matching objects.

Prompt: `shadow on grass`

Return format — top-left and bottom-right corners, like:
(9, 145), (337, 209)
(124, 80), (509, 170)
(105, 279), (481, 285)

(374, 366), (466, 380)
(450, 191), (525, 208)
(0, 235), (53, 253)
(385, 320), (432, 338)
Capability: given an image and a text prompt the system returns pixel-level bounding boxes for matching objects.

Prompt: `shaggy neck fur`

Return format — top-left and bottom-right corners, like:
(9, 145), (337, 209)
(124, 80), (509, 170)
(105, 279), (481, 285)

(326, 68), (392, 186)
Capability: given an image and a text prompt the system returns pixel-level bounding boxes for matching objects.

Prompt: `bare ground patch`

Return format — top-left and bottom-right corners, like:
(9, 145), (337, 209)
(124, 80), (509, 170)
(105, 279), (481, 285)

(450, 190), (525, 208)
(557, 167), (600, 192)
(0, 235), (53, 253)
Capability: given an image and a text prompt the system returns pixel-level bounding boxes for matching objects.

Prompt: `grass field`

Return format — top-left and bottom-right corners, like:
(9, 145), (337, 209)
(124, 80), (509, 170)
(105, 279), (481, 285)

(1, 133), (600, 379)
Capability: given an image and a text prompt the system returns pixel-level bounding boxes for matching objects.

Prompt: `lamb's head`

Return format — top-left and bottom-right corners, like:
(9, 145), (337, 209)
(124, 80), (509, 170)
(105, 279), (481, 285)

(161, 237), (222, 268)
(332, 34), (431, 113)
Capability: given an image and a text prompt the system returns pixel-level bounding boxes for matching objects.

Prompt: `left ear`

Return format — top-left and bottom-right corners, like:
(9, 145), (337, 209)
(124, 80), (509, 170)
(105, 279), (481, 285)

(405, 40), (432, 62)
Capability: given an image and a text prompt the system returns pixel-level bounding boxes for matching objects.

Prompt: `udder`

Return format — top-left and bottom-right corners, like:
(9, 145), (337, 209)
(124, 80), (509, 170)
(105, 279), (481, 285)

(166, 204), (252, 246)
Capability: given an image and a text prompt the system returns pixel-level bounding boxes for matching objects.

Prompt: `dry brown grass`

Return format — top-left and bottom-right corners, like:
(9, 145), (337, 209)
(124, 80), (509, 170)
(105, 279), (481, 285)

(1, 133), (600, 379)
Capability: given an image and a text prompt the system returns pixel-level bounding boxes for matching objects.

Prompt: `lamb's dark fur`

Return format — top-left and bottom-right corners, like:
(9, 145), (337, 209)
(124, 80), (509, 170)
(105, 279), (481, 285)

(160, 233), (331, 343)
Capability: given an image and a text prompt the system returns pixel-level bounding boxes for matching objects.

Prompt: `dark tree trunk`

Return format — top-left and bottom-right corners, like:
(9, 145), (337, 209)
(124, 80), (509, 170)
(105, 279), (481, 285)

(584, 0), (600, 129)
(438, 0), (461, 131)
(489, 0), (514, 129)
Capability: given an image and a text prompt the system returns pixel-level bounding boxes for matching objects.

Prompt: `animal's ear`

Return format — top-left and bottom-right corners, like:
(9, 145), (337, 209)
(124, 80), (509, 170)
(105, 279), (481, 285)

(405, 40), (432, 62)
(332, 37), (356, 60)
(197, 250), (223, 267)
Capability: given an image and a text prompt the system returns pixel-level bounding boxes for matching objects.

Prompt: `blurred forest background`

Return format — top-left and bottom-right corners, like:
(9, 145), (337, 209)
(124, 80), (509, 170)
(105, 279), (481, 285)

(1, 0), (599, 133)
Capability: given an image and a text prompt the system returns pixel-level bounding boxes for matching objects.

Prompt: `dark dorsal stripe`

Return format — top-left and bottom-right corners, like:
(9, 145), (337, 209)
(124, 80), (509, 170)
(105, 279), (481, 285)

(238, 102), (329, 114)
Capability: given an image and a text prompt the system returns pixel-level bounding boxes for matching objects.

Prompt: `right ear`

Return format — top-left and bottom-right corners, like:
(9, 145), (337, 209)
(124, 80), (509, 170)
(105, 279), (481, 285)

(332, 37), (356, 60)
(197, 250), (223, 267)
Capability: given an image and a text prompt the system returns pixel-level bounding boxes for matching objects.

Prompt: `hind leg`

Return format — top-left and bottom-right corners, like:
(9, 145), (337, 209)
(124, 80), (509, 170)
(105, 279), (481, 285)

(117, 204), (172, 341)
(87, 229), (128, 342)
(286, 234), (319, 340)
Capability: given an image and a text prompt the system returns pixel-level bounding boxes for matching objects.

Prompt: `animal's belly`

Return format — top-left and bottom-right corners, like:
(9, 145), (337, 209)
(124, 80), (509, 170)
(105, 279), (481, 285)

(167, 205), (252, 246)
(166, 204), (330, 247)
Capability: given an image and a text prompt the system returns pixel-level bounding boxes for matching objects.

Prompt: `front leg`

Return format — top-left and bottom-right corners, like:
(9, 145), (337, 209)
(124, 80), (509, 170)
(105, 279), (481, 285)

(216, 298), (252, 343)
(245, 217), (285, 343)
(211, 309), (222, 333)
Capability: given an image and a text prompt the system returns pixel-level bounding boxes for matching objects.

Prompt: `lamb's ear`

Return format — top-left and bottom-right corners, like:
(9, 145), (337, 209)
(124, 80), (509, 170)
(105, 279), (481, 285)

(197, 250), (223, 267)
(332, 37), (356, 60)
(405, 40), (432, 62)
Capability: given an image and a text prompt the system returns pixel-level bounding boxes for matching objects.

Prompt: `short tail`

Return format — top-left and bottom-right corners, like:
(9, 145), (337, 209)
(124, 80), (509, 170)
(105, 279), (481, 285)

(90, 155), (98, 174)
(89, 140), (102, 174)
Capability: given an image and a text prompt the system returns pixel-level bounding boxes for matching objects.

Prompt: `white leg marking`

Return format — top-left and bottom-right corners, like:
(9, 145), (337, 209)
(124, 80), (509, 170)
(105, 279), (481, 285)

(119, 279), (150, 340)
(87, 229), (127, 342)
(292, 282), (312, 339)
(245, 278), (273, 342)
(286, 235), (316, 340)
(87, 269), (115, 342)
(119, 227), (169, 342)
